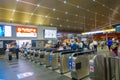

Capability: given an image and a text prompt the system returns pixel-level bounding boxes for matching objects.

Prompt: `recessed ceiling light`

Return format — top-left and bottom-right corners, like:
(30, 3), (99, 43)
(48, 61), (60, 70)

(65, 12), (68, 14)
(102, 4), (105, 7)
(60, 24), (62, 27)
(75, 14), (78, 16)
(16, 0), (19, 2)
(39, 22), (42, 25)
(93, 0), (95, 2)
(10, 18), (13, 21)
(26, 20), (29, 23)
(13, 9), (15, 13)
(57, 17), (60, 20)
(31, 13), (33, 15)
(37, 4), (40, 7)
(50, 23), (53, 26)
(66, 19), (69, 22)
(76, 5), (79, 8)
(45, 16), (48, 18)
(53, 8), (56, 11)
(63, 1), (67, 4)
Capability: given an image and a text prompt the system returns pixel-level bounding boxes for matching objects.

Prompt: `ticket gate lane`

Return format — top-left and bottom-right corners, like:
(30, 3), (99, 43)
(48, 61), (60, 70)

(59, 50), (79, 74)
(71, 50), (95, 80)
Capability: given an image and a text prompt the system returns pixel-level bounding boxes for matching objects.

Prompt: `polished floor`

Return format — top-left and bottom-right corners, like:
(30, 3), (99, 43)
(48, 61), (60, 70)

(0, 46), (120, 80)
(0, 58), (71, 80)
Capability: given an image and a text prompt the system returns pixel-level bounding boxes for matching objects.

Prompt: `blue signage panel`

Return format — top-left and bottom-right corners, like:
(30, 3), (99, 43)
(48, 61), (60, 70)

(68, 56), (72, 70)
(49, 53), (52, 64)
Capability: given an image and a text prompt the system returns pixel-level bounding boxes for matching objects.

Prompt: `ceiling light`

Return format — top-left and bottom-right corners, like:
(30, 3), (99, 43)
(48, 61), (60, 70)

(45, 16), (48, 18)
(75, 14), (78, 16)
(63, 1), (67, 4)
(102, 4), (105, 7)
(39, 22), (42, 25)
(53, 8), (56, 11)
(16, 0), (19, 2)
(66, 19), (69, 22)
(57, 17), (60, 20)
(50, 23), (53, 26)
(60, 24), (62, 27)
(65, 12), (68, 14)
(93, 0), (95, 2)
(76, 5), (79, 8)
(13, 9), (15, 13)
(10, 18), (13, 21)
(31, 13), (33, 16)
(37, 4), (40, 7)
(26, 20), (29, 23)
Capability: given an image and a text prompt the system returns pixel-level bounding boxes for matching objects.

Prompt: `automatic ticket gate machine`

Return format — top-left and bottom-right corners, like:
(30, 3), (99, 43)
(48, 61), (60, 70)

(59, 50), (79, 74)
(50, 49), (71, 70)
(89, 54), (107, 80)
(44, 49), (55, 67)
(71, 50), (95, 80)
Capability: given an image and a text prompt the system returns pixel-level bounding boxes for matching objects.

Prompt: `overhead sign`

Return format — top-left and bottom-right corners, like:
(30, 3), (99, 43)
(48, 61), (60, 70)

(16, 26), (37, 37)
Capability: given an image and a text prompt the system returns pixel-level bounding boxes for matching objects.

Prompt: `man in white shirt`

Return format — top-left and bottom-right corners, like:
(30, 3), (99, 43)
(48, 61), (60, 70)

(93, 40), (98, 52)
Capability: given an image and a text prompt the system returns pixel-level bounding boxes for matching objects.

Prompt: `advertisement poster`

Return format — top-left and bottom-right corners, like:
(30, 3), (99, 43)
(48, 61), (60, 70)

(16, 26), (37, 37)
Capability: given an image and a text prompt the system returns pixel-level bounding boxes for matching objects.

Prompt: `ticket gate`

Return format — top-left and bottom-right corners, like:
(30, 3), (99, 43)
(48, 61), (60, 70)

(89, 54), (107, 80)
(71, 50), (95, 80)
(45, 49), (55, 67)
(39, 48), (55, 65)
(59, 50), (79, 74)
(51, 49), (71, 70)
(108, 57), (120, 80)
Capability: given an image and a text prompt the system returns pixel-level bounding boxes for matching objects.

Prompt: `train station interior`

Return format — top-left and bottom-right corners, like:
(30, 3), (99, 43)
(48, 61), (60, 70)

(0, 0), (120, 80)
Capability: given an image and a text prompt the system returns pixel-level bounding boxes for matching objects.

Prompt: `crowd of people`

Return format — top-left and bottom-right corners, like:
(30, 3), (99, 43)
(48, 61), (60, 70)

(45, 37), (119, 56)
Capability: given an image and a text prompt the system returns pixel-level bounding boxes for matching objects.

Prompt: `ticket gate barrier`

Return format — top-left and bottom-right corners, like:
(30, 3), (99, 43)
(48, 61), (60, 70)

(59, 50), (79, 74)
(89, 54), (107, 80)
(108, 57), (120, 80)
(44, 49), (55, 67)
(71, 50), (95, 80)
(51, 49), (71, 70)
(39, 48), (55, 65)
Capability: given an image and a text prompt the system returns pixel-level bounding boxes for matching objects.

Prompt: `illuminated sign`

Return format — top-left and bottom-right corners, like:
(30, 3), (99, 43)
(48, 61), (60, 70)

(16, 26), (37, 37)
(0, 25), (12, 37)
(44, 29), (57, 38)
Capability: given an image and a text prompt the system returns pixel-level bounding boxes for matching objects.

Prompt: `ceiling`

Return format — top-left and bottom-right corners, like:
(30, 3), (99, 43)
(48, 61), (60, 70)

(0, 0), (120, 33)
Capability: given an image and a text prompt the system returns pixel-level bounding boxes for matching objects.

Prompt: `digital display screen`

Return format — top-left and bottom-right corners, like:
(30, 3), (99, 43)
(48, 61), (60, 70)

(44, 29), (57, 38)
(116, 25), (120, 33)
(16, 26), (37, 37)
(0, 25), (12, 37)
(0, 25), (4, 37)
(4, 26), (12, 37)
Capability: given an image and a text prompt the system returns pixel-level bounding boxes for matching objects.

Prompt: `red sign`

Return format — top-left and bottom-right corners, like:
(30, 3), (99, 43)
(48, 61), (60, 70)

(16, 26), (37, 37)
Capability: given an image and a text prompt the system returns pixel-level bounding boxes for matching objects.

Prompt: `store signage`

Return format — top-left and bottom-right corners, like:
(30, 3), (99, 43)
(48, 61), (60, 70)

(16, 26), (37, 37)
